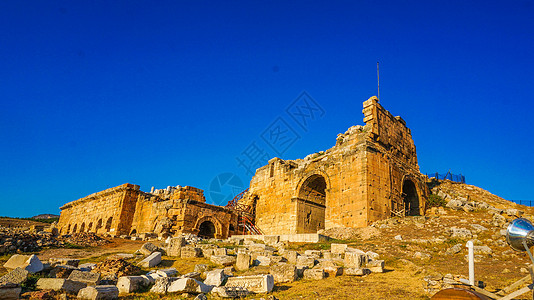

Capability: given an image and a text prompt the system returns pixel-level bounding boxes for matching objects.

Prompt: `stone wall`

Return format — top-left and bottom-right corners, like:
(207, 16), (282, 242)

(58, 184), (237, 239)
(241, 96), (428, 235)
(57, 183), (140, 235)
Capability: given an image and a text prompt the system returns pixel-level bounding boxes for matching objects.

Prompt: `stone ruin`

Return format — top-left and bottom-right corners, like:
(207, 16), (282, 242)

(58, 184), (237, 239)
(240, 96), (429, 234)
(57, 96), (429, 238)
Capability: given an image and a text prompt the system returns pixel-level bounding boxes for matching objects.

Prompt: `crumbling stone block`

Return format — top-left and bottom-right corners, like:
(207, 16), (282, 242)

(269, 263), (298, 283)
(117, 276), (150, 294)
(77, 285), (119, 300)
(138, 252), (162, 268)
(67, 270), (101, 286)
(225, 275), (274, 293)
(4, 254), (43, 273)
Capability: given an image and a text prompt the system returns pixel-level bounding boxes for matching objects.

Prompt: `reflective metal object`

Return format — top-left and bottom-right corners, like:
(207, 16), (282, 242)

(506, 218), (534, 251)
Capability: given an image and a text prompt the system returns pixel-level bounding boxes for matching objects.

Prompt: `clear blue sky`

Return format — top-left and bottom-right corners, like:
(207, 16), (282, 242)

(1, 1), (533, 217)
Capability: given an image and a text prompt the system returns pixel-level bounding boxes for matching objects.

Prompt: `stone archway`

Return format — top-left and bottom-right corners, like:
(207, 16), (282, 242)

(95, 219), (102, 232)
(295, 174), (327, 233)
(105, 217), (113, 232)
(73, 224), (78, 233)
(402, 179), (420, 216)
(194, 216), (222, 239)
(80, 223), (85, 233)
(198, 221), (216, 239)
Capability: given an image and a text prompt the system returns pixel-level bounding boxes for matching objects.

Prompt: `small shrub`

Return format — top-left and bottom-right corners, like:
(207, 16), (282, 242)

(427, 194), (446, 208)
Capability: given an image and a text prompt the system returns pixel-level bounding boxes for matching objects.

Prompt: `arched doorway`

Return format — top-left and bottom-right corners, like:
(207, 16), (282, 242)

(198, 221), (216, 239)
(402, 179), (420, 216)
(105, 217), (113, 232)
(95, 219), (102, 233)
(296, 174), (327, 233)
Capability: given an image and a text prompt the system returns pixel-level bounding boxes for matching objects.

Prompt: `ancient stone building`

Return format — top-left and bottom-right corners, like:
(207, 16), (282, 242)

(240, 96), (429, 235)
(57, 184), (237, 239)
(58, 96), (428, 238)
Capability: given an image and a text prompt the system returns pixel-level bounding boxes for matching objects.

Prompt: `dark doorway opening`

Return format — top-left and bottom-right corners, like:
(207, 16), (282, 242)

(296, 174), (327, 233)
(198, 221), (216, 239)
(402, 179), (420, 216)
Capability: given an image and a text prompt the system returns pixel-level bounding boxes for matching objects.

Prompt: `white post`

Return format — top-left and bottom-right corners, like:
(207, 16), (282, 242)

(466, 240), (475, 286)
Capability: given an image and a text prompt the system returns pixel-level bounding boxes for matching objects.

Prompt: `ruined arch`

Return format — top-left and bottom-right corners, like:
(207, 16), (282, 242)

(88, 222), (93, 232)
(295, 173), (328, 233)
(402, 177), (420, 216)
(73, 224), (78, 233)
(95, 219), (102, 233)
(105, 217), (113, 232)
(80, 222), (85, 233)
(67, 224), (71, 234)
(194, 216), (222, 239)
(198, 221), (216, 239)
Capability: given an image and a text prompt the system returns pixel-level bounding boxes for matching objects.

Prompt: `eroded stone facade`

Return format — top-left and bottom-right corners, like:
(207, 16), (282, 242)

(58, 184), (237, 239)
(241, 96), (429, 235)
(58, 96), (428, 238)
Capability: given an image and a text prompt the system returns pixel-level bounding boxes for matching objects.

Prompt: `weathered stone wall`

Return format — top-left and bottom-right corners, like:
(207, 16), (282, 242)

(58, 184), (237, 239)
(57, 183), (140, 235)
(242, 96), (428, 235)
(129, 187), (236, 238)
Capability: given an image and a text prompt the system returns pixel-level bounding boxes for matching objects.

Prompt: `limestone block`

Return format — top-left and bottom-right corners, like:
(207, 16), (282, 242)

(368, 266), (384, 273)
(213, 248), (228, 256)
(211, 286), (250, 298)
(204, 269), (226, 287)
(210, 255), (236, 267)
(4, 254), (43, 273)
(36, 278), (87, 294)
(49, 258), (80, 267)
(344, 252), (366, 268)
(155, 268), (178, 277)
(367, 260), (384, 268)
(139, 242), (159, 256)
(149, 277), (178, 294)
(304, 250), (321, 259)
(117, 276), (150, 294)
(138, 252), (162, 268)
(303, 268), (325, 280)
(255, 255), (271, 266)
(236, 253), (251, 271)
(68, 270), (100, 286)
(344, 268), (371, 276)
(77, 285), (119, 300)
(225, 275), (274, 293)
(0, 283), (21, 300)
(194, 264), (210, 273)
(296, 256), (316, 268)
(181, 247), (202, 258)
(167, 278), (212, 294)
(182, 272), (202, 280)
(169, 237), (187, 248)
(269, 263), (297, 283)
(330, 243), (348, 254)
(283, 250), (298, 264)
(0, 267), (29, 285)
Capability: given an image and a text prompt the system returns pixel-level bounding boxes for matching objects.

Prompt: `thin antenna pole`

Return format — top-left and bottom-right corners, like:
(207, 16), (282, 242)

(377, 61), (380, 102)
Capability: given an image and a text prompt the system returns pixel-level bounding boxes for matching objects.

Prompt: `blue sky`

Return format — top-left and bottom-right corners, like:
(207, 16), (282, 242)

(1, 1), (533, 217)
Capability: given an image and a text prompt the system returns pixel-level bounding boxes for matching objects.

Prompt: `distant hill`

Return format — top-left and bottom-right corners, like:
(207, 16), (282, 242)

(32, 214), (60, 219)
